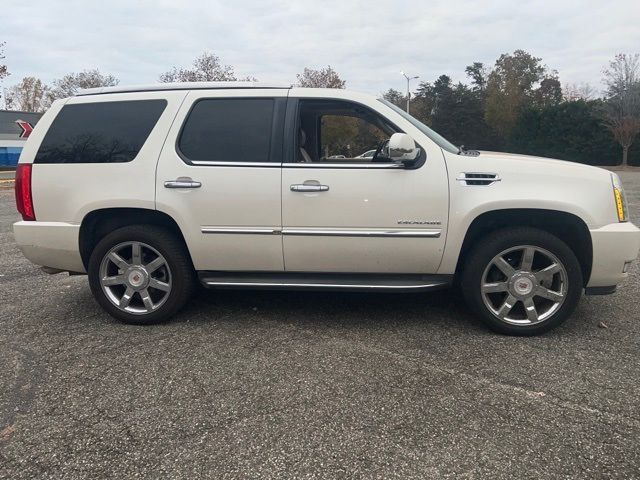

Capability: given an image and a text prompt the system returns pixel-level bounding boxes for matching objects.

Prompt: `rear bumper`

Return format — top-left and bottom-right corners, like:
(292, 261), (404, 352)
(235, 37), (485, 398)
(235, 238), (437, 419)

(588, 222), (640, 288)
(13, 221), (86, 273)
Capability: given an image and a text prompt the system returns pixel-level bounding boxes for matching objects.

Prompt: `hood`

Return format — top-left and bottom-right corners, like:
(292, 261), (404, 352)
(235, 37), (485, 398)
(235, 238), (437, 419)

(475, 151), (611, 180)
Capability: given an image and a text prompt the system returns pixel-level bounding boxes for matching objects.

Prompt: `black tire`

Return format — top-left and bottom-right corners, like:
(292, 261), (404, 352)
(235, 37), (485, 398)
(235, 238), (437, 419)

(88, 225), (195, 325)
(460, 227), (583, 336)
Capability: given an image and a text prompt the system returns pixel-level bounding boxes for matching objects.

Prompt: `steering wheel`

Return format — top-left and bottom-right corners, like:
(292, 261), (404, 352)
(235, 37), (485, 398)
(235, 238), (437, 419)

(371, 139), (390, 163)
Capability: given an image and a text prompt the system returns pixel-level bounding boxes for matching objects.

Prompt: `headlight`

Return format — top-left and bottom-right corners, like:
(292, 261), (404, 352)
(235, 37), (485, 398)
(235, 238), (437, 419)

(611, 173), (629, 222)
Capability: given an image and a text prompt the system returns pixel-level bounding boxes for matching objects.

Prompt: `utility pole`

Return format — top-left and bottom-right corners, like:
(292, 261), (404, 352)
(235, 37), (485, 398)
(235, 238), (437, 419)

(400, 71), (419, 114)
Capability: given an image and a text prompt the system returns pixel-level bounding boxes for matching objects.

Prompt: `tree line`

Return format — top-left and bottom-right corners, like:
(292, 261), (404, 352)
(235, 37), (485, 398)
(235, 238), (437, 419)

(1, 46), (638, 166)
(381, 51), (640, 166)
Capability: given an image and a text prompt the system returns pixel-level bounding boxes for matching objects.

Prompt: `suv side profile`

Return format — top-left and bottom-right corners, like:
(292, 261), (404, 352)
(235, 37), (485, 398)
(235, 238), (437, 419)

(13, 82), (640, 335)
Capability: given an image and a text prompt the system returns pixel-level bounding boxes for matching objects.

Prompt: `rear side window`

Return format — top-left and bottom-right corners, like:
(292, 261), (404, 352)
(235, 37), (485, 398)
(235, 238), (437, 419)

(34, 100), (167, 164)
(178, 98), (274, 163)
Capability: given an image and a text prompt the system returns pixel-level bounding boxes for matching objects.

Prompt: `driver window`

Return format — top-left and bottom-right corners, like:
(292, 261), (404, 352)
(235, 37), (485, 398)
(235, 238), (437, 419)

(296, 100), (399, 163)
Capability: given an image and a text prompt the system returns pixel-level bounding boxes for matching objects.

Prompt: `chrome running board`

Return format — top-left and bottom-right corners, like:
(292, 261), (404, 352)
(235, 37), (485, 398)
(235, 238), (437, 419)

(198, 272), (453, 292)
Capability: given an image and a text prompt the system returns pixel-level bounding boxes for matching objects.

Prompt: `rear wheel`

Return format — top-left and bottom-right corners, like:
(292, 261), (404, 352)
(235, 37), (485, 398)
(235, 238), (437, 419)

(88, 225), (195, 325)
(461, 227), (583, 335)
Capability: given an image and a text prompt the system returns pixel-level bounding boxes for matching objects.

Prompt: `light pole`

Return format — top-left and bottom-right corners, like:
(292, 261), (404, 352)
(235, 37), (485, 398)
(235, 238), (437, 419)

(400, 71), (419, 114)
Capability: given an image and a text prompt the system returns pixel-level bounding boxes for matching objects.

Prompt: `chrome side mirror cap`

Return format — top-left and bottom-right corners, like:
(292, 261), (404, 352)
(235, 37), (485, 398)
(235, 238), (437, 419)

(387, 133), (420, 163)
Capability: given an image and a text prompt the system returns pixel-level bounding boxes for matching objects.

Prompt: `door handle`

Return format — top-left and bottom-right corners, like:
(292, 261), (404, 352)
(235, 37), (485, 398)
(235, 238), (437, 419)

(164, 177), (202, 189)
(290, 184), (329, 192)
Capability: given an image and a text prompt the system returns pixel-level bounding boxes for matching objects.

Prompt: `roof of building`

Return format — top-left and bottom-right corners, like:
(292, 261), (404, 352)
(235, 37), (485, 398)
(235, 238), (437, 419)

(78, 81), (293, 96)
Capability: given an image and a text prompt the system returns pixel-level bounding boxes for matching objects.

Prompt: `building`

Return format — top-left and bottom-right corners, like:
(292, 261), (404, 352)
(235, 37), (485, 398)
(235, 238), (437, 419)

(0, 110), (43, 167)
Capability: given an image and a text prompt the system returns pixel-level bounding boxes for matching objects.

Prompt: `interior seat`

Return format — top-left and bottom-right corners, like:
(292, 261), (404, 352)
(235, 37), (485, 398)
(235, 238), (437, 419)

(299, 129), (313, 163)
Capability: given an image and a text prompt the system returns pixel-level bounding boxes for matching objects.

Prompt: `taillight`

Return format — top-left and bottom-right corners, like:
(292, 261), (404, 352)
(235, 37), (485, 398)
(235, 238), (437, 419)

(15, 164), (36, 221)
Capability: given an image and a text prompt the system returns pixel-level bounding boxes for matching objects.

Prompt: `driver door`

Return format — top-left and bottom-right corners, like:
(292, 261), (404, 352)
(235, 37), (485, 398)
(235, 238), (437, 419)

(281, 95), (448, 273)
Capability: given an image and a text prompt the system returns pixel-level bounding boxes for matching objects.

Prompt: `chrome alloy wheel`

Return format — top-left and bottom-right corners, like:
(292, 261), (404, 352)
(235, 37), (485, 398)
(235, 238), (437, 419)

(99, 241), (172, 315)
(480, 245), (568, 325)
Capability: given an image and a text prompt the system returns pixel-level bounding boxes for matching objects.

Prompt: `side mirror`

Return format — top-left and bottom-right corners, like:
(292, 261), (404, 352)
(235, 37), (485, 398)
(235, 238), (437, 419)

(387, 133), (420, 164)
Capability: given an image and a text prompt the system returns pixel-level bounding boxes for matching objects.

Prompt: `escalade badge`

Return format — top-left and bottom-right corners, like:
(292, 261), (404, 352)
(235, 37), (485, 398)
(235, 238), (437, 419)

(398, 220), (441, 225)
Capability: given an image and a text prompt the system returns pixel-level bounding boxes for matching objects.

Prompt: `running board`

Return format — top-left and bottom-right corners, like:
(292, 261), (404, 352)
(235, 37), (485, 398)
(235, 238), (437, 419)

(198, 272), (453, 292)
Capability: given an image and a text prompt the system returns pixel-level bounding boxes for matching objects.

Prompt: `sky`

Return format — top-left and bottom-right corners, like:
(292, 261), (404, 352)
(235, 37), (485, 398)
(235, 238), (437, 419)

(2, 0), (639, 97)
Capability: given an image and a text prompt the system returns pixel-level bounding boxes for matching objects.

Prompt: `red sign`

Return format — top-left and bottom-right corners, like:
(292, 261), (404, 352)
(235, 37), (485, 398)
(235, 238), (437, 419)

(16, 119), (34, 139)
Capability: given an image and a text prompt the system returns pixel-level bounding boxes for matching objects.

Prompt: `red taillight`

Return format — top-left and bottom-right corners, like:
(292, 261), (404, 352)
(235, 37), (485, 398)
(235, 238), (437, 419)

(15, 164), (36, 221)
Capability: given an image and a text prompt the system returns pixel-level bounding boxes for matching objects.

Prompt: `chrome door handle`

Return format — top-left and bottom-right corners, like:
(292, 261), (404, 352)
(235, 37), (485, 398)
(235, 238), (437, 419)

(164, 177), (202, 189)
(290, 184), (329, 192)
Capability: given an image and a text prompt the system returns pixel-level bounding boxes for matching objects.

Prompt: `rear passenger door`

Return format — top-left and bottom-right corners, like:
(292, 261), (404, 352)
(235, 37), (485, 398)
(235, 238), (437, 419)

(156, 89), (288, 272)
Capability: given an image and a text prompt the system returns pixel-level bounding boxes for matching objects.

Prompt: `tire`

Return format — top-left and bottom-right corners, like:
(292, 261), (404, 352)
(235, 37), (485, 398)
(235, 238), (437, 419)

(88, 225), (195, 325)
(460, 227), (583, 336)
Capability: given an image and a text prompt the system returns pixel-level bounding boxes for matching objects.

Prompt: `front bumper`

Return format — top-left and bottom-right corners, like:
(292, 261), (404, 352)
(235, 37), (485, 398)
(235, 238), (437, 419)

(588, 222), (640, 288)
(13, 221), (86, 273)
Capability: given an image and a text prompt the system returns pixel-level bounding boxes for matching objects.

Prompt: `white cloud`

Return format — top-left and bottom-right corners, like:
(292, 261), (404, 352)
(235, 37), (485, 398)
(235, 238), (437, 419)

(2, 0), (639, 95)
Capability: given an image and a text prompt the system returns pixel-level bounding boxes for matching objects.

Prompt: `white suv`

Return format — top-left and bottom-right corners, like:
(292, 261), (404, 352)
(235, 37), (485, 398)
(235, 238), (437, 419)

(13, 82), (640, 335)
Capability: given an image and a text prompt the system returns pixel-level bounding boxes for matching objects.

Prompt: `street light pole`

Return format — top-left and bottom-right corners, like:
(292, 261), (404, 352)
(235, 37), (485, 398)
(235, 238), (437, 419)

(400, 71), (419, 114)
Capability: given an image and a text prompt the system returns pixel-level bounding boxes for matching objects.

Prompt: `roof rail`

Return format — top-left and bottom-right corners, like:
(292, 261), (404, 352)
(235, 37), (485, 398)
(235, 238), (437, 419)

(77, 81), (292, 96)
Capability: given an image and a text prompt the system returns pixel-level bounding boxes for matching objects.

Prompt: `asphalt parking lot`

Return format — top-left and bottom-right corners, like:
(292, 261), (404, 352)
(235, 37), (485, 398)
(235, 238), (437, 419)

(1, 172), (639, 479)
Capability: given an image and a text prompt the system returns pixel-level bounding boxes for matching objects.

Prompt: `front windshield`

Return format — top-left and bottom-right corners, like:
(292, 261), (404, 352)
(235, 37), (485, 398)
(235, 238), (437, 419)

(378, 99), (459, 154)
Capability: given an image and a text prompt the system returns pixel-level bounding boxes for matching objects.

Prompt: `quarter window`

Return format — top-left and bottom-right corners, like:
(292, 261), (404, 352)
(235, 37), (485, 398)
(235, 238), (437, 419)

(35, 100), (167, 164)
(178, 98), (274, 163)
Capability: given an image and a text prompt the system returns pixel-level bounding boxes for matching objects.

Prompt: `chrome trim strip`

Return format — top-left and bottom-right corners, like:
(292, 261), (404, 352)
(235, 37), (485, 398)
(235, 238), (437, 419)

(191, 161), (280, 167)
(201, 227), (441, 237)
(178, 161), (404, 169)
(202, 281), (448, 290)
(201, 227), (280, 235)
(282, 162), (404, 169)
(282, 228), (441, 238)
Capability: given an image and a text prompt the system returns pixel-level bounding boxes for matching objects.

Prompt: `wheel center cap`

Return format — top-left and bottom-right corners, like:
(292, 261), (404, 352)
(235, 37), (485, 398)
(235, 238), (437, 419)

(126, 268), (148, 289)
(512, 275), (534, 296)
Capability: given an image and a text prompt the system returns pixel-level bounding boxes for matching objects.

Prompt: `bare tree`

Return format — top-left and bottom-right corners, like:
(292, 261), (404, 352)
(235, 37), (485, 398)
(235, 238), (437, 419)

(296, 66), (345, 88)
(563, 82), (596, 102)
(0, 42), (9, 106)
(5, 77), (50, 112)
(602, 53), (640, 166)
(159, 52), (256, 82)
(48, 69), (119, 104)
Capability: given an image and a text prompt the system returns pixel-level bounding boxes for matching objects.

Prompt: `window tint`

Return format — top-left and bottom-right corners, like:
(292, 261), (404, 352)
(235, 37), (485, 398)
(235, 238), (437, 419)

(35, 100), (166, 164)
(296, 99), (399, 163)
(320, 115), (388, 161)
(179, 98), (274, 162)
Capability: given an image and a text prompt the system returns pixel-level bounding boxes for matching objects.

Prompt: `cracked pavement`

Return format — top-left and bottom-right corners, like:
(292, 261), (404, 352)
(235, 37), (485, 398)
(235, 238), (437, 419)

(0, 172), (639, 479)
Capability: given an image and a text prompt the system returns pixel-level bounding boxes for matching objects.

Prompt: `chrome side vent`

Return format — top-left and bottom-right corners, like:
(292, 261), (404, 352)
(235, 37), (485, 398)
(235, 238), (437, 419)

(456, 172), (501, 186)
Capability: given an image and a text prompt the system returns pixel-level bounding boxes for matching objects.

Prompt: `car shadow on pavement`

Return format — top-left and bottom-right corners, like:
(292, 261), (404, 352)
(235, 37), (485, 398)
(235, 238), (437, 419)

(175, 286), (487, 333)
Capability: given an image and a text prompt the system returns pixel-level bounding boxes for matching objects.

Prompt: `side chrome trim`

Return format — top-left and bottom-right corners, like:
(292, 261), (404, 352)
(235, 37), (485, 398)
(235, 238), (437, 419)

(182, 161), (405, 169)
(191, 161), (280, 167)
(282, 162), (404, 169)
(201, 227), (280, 235)
(282, 228), (441, 238)
(201, 227), (441, 238)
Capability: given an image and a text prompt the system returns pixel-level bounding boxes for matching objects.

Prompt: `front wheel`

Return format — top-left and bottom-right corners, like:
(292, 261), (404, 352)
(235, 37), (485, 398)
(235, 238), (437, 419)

(461, 227), (583, 335)
(88, 225), (195, 325)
